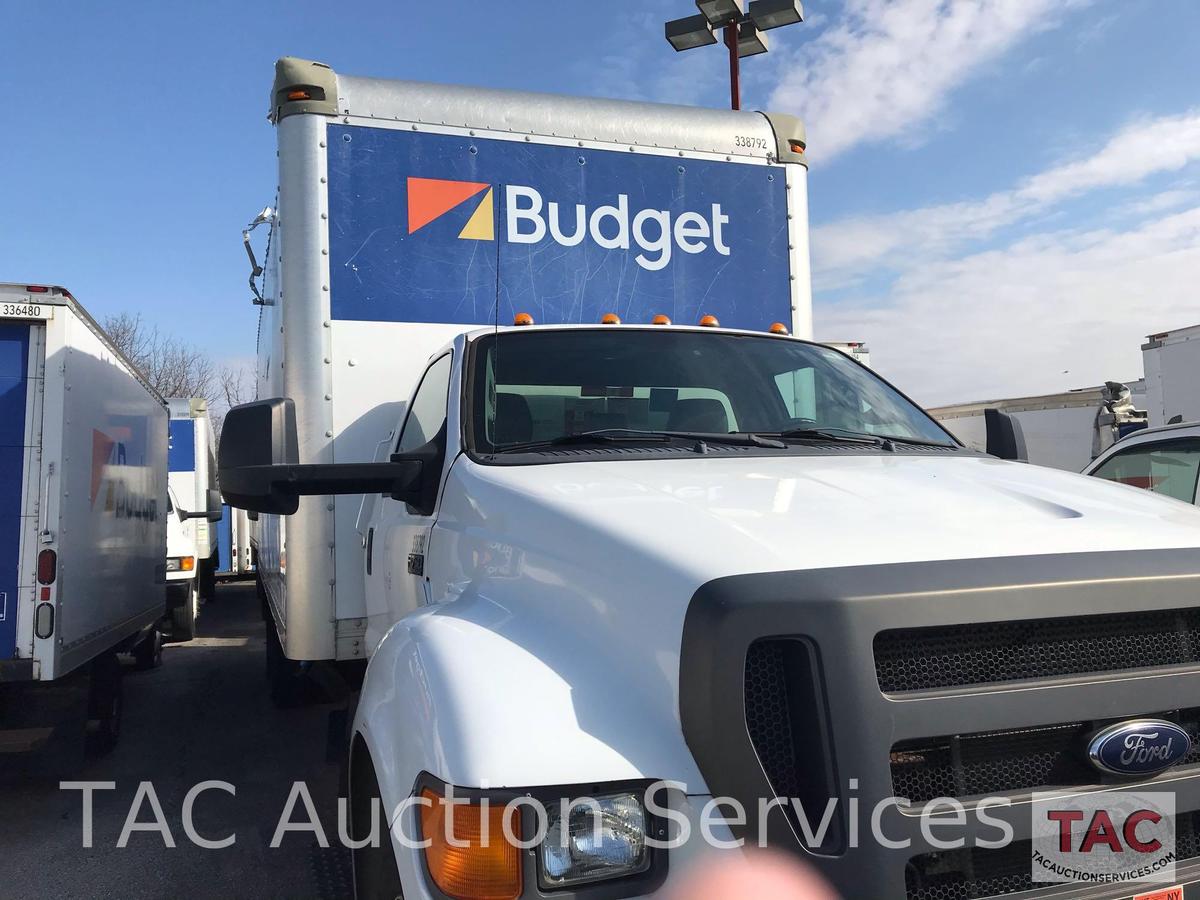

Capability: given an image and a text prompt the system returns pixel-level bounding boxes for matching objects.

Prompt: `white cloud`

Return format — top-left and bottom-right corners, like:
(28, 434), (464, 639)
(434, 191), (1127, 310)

(818, 206), (1200, 406)
(812, 110), (1200, 286)
(769, 0), (1086, 161)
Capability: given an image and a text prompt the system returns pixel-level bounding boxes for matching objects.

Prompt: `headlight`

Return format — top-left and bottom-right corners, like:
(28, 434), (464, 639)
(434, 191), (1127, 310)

(540, 791), (649, 888)
(166, 556), (195, 572)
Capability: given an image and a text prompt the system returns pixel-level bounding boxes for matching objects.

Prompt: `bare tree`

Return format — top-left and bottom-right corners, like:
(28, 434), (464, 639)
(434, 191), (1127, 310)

(103, 312), (215, 400)
(211, 363), (256, 438)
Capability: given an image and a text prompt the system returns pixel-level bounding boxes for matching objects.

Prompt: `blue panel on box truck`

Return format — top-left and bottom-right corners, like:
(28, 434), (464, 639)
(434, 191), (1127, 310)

(0, 323), (30, 660)
(217, 503), (231, 573)
(326, 127), (791, 330)
(168, 419), (195, 473)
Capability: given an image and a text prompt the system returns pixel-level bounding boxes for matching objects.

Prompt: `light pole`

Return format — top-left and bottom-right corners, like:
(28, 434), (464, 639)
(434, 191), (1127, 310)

(665, 0), (804, 110)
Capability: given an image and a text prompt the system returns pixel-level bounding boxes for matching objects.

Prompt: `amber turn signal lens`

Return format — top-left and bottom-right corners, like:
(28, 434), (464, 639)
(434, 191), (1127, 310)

(420, 789), (522, 900)
(769, 322), (789, 335)
(181, 556), (195, 572)
(513, 312), (534, 326)
(287, 89), (311, 101)
(698, 314), (720, 327)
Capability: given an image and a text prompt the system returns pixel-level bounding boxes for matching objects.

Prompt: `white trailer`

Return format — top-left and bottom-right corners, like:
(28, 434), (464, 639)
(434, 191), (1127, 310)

(166, 397), (219, 601)
(929, 381), (1147, 471)
(823, 340), (870, 368)
(0, 283), (167, 763)
(216, 504), (255, 577)
(1143, 323), (1200, 428)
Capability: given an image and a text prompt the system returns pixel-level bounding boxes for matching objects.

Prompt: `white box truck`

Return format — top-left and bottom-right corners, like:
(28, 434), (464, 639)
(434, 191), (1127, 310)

(219, 59), (1200, 899)
(216, 504), (255, 578)
(929, 381), (1147, 471)
(166, 397), (220, 602)
(1144, 323), (1200, 428)
(0, 283), (167, 765)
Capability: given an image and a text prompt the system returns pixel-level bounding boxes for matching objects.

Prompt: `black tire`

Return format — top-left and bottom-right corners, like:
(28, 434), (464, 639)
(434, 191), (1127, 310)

(132, 626), (164, 670)
(350, 741), (404, 900)
(86, 653), (124, 756)
(200, 556), (218, 604)
(265, 614), (312, 709)
(169, 581), (198, 643)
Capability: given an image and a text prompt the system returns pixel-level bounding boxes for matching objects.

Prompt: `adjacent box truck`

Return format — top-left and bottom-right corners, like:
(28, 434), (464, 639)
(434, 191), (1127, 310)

(166, 397), (220, 602)
(219, 58), (1200, 899)
(1143, 323), (1200, 428)
(0, 283), (167, 764)
(930, 381), (1147, 471)
(216, 504), (254, 578)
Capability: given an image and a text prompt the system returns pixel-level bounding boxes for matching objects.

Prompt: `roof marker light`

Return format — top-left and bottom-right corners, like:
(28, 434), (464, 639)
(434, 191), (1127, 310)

(698, 315), (720, 327)
(601, 313), (622, 324)
(651, 314), (672, 325)
(26, 285), (49, 293)
(769, 322), (789, 335)
(513, 312), (534, 326)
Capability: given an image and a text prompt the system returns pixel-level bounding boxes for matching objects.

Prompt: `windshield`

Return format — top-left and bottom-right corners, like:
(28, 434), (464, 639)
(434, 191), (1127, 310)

(468, 329), (954, 454)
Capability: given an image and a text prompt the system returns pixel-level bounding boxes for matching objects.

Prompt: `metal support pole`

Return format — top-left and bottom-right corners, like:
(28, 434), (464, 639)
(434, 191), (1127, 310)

(724, 22), (741, 110)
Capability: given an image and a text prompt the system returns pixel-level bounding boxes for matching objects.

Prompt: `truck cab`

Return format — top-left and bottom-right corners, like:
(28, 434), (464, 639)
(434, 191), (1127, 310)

(221, 322), (1200, 900)
(164, 483), (219, 642)
(1086, 421), (1200, 507)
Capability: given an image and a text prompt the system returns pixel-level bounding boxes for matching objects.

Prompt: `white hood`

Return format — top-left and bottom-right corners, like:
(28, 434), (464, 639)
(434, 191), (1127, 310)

(413, 452), (1200, 790)
(463, 453), (1200, 579)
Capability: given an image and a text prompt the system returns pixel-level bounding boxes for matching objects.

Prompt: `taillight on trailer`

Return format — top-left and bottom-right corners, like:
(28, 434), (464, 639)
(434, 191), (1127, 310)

(37, 549), (57, 585)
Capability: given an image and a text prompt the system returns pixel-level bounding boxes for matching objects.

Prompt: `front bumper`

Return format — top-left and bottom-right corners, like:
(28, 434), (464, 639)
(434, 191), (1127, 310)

(165, 579), (192, 610)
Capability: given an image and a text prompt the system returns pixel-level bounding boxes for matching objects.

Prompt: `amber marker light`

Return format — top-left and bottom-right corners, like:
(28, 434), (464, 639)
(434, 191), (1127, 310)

(420, 789), (522, 900)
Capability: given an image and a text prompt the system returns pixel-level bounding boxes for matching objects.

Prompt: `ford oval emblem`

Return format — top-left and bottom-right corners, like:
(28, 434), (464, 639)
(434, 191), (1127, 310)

(1087, 719), (1192, 778)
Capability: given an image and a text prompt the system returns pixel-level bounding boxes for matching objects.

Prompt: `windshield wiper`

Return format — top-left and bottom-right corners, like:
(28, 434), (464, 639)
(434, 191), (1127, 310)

(491, 428), (673, 454)
(490, 428), (787, 454)
(872, 433), (957, 448)
(776, 427), (957, 450)
(776, 426), (884, 445)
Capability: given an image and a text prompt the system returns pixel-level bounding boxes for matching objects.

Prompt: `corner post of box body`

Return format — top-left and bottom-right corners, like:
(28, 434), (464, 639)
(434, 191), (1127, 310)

(762, 112), (812, 340)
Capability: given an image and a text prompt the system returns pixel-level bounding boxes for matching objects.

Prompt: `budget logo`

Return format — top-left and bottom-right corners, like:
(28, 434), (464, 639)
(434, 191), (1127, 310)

(406, 177), (732, 272)
(407, 177), (495, 241)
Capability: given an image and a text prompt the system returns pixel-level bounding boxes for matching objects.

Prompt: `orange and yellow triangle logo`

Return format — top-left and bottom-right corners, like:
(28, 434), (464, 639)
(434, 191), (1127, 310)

(407, 177), (494, 241)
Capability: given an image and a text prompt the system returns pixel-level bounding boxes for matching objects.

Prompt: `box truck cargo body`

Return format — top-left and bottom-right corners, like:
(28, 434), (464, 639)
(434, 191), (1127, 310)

(252, 58), (812, 664)
(0, 283), (166, 756)
(219, 58), (1200, 899)
(216, 505), (254, 577)
(1144, 323), (1200, 428)
(167, 397), (219, 599)
(929, 381), (1147, 471)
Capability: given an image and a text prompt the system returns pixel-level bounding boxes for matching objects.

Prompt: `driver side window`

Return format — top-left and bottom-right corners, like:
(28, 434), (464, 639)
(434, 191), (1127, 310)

(397, 354), (452, 453)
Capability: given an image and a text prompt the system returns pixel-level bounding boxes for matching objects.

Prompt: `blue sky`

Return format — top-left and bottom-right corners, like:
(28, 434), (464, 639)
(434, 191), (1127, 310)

(4, 0), (1199, 404)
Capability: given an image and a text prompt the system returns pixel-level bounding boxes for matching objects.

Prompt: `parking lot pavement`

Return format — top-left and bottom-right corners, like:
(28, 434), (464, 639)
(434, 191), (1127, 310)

(0, 580), (354, 900)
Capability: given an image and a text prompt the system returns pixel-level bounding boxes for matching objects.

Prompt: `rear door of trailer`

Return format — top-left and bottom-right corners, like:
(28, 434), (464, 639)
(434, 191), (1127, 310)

(0, 313), (39, 667)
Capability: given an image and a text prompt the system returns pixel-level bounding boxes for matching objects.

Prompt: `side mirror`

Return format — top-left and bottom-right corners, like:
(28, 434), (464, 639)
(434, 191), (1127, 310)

(205, 488), (223, 522)
(218, 398), (423, 515)
(984, 408), (1028, 462)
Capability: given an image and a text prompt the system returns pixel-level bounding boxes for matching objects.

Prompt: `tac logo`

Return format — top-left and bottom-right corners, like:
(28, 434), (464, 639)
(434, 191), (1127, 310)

(406, 177), (732, 272)
(407, 178), (495, 241)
